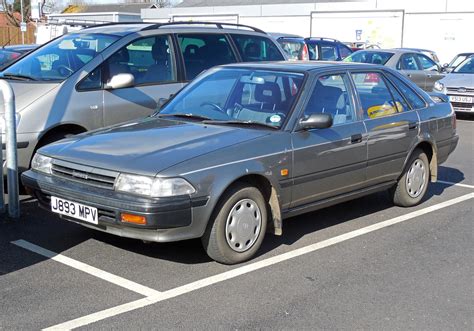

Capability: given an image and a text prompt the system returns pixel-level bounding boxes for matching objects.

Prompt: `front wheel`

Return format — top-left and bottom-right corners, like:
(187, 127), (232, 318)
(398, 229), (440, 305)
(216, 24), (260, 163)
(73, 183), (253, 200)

(390, 149), (430, 207)
(202, 184), (267, 264)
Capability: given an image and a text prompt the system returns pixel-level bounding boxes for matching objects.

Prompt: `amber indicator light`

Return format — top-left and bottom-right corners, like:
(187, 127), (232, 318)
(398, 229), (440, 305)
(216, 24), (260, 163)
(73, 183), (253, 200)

(121, 213), (146, 225)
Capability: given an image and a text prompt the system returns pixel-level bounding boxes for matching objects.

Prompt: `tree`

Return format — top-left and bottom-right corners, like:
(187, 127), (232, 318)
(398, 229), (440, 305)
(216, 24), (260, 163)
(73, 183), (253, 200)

(1, 0), (47, 26)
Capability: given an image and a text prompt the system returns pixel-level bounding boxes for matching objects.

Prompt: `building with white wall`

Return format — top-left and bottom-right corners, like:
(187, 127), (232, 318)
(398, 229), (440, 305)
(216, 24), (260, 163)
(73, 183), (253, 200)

(142, 0), (474, 63)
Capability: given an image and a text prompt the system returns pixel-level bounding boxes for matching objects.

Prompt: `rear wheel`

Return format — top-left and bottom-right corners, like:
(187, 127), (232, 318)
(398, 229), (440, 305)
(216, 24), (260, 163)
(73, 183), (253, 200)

(390, 149), (430, 207)
(202, 184), (267, 264)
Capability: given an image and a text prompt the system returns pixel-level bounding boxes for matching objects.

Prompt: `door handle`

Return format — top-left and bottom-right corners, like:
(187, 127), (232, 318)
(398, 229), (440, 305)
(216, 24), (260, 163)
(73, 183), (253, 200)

(89, 105), (99, 110)
(408, 122), (418, 130)
(427, 74), (432, 78)
(351, 133), (363, 144)
(407, 74), (412, 78)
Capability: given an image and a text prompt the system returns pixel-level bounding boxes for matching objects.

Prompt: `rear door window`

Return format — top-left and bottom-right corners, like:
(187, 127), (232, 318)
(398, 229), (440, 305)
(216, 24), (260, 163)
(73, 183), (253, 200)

(351, 72), (400, 119)
(231, 34), (284, 62)
(417, 54), (438, 71)
(178, 33), (236, 80)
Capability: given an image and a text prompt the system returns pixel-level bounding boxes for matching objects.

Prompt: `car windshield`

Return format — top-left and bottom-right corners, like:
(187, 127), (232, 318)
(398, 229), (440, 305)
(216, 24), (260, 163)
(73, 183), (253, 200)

(453, 57), (474, 74)
(2, 33), (119, 81)
(278, 39), (305, 60)
(449, 55), (471, 69)
(344, 51), (393, 65)
(157, 68), (304, 129)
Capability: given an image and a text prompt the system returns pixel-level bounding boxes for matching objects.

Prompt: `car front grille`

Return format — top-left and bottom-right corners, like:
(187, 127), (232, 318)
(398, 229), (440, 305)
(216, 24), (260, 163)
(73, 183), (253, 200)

(450, 102), (473, 110)
(447, 87), (474, 95)
(51, 163), (117, 190)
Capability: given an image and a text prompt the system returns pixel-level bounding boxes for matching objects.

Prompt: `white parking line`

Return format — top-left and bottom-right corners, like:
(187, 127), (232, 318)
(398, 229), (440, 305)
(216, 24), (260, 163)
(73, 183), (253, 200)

(436, 180), (474, 189)
(11, 240), (161, 297)
(44, 192), (474, 330)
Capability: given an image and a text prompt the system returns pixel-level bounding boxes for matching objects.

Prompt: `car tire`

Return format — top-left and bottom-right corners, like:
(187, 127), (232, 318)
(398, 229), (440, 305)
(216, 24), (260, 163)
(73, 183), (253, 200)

(390, 149), (430, 207)
(202, 184), (267, 265)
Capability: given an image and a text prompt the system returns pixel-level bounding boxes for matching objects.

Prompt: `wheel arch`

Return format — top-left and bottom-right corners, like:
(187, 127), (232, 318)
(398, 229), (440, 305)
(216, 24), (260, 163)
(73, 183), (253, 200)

(405, 138), (438, 182)
(36, 123), (88, 148)
(213, 173), (283, 236)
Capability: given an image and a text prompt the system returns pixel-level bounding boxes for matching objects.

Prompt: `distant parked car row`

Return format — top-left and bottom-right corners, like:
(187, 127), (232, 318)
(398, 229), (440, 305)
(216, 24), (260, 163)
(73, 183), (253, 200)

(0, 44), (38, 70)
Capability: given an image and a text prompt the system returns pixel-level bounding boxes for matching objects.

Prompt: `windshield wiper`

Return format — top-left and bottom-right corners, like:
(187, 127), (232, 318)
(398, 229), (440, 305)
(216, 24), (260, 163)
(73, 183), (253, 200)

(203, 120), (279, 130)
(157, 113), (212, 121)
(2, 73), (37, 81)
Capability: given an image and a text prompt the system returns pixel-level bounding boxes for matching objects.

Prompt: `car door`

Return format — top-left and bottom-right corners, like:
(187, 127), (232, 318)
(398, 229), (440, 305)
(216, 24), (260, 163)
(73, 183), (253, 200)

(351, 71), (420, 187)
(397, 53), (426, 90)
(102, 34), (184, 126)
(290, 72), (367, 208)
(416, 53), (444, 91)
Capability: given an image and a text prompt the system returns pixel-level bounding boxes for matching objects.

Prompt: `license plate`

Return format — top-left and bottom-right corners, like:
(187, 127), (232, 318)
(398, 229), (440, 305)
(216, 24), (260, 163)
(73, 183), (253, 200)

(51, 196), (98, 225)
(449, 95), (473, 103)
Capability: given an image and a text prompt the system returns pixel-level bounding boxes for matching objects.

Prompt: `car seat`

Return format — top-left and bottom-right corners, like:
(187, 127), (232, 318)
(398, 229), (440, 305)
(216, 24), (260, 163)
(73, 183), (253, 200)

(142, 40), (172, 83)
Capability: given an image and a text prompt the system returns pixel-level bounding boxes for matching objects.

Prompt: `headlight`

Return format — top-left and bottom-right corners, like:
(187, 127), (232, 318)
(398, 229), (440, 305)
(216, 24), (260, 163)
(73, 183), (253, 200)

(31, 154), (53, 174)
(0, 113), (20, 133)
(434, 81), (445, 93)
(115, 174), (196, 197)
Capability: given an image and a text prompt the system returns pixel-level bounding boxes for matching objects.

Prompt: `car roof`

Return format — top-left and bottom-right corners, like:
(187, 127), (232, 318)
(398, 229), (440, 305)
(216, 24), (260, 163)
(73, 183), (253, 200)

(78, 21), (269, 37)
(219, 61), (385, 73)
(3, 44), (38, 51)
(397, 47), (436, 53)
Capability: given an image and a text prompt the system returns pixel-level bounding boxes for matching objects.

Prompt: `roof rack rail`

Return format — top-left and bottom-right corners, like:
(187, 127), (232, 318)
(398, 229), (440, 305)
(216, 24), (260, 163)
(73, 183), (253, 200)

(80, 21), (149, 30)
(305, 37), (340, 42)
(46, 18), (111, 27)
(143, 21), (266, 34)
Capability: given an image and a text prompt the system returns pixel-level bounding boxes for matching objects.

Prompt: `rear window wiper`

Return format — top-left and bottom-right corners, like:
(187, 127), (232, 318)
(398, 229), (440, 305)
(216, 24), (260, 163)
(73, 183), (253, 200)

(203, 120), (279, 130)
(157, 113), (212, 121)
(2, 73), (37, 81)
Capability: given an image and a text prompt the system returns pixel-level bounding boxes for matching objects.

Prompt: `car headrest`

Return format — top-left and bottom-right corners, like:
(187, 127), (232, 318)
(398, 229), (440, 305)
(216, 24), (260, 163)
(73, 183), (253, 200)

(255, 82), (282, 105)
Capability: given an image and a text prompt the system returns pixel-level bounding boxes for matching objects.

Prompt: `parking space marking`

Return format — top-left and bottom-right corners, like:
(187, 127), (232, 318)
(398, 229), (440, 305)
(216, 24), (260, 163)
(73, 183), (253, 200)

(436, 180), (474, 189)
(44, 192), (474, 330)
(11, 240), (161, 297)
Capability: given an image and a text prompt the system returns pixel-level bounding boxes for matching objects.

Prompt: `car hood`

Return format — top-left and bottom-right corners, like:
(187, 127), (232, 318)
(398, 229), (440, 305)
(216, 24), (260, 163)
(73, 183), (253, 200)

(40, 117), (270, 176)
(0, 80), (60, 113)
(440, 73), (474, 88)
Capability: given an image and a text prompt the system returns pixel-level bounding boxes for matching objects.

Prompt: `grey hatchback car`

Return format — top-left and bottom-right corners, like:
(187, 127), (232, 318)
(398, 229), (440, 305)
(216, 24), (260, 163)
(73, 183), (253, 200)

(22, 62), (458, 264)
(0, 22), (286, 174)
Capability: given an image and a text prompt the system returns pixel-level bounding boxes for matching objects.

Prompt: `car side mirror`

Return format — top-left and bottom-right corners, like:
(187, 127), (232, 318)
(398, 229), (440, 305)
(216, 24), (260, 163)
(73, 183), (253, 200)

(298, 113), (333, 130)
(443, 63), (448, 68)
(105, 73), (134, 90)
(157, 97), (168, 110)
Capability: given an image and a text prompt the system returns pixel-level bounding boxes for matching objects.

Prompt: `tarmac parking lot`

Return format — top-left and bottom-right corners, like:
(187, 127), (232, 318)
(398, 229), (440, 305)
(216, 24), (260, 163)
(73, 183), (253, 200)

(0, 118), (472, 330)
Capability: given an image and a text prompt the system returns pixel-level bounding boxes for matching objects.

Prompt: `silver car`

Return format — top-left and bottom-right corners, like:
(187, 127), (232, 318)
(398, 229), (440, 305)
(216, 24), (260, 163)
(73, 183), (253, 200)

(344, 49), (444, 91)
(434, 55), (474, 114)
(0, 22), (286, 173)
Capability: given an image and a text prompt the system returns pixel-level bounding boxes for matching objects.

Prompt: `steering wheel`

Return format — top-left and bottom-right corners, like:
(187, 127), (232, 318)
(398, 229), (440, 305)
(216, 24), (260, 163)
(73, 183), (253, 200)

(200, 102), (226, 114)
(56, 65), (74, 77)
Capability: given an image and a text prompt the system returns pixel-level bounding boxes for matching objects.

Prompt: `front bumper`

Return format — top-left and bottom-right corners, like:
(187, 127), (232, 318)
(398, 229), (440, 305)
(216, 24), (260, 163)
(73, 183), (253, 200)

(22, 170), (209, 242)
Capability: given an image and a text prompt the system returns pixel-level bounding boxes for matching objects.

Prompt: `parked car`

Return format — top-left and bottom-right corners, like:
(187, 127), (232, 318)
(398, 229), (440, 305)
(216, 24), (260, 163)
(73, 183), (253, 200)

(442, 52), (474, 73)
(22, 62), (458, 264)
(344, 49), (444, 91)
(0, 22), (286, 175)
(270, 33), (309, 60)
(0, 44), (38, 70)
(434, 55), (474, 114)
(397, 48), (440, 64)
(304, 37), (353, 61)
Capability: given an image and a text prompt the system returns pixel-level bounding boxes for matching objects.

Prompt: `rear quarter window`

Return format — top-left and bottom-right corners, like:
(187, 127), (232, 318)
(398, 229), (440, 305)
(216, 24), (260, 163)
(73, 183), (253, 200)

(386, 73), (427, 109)
(231, 34), (284, 62)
